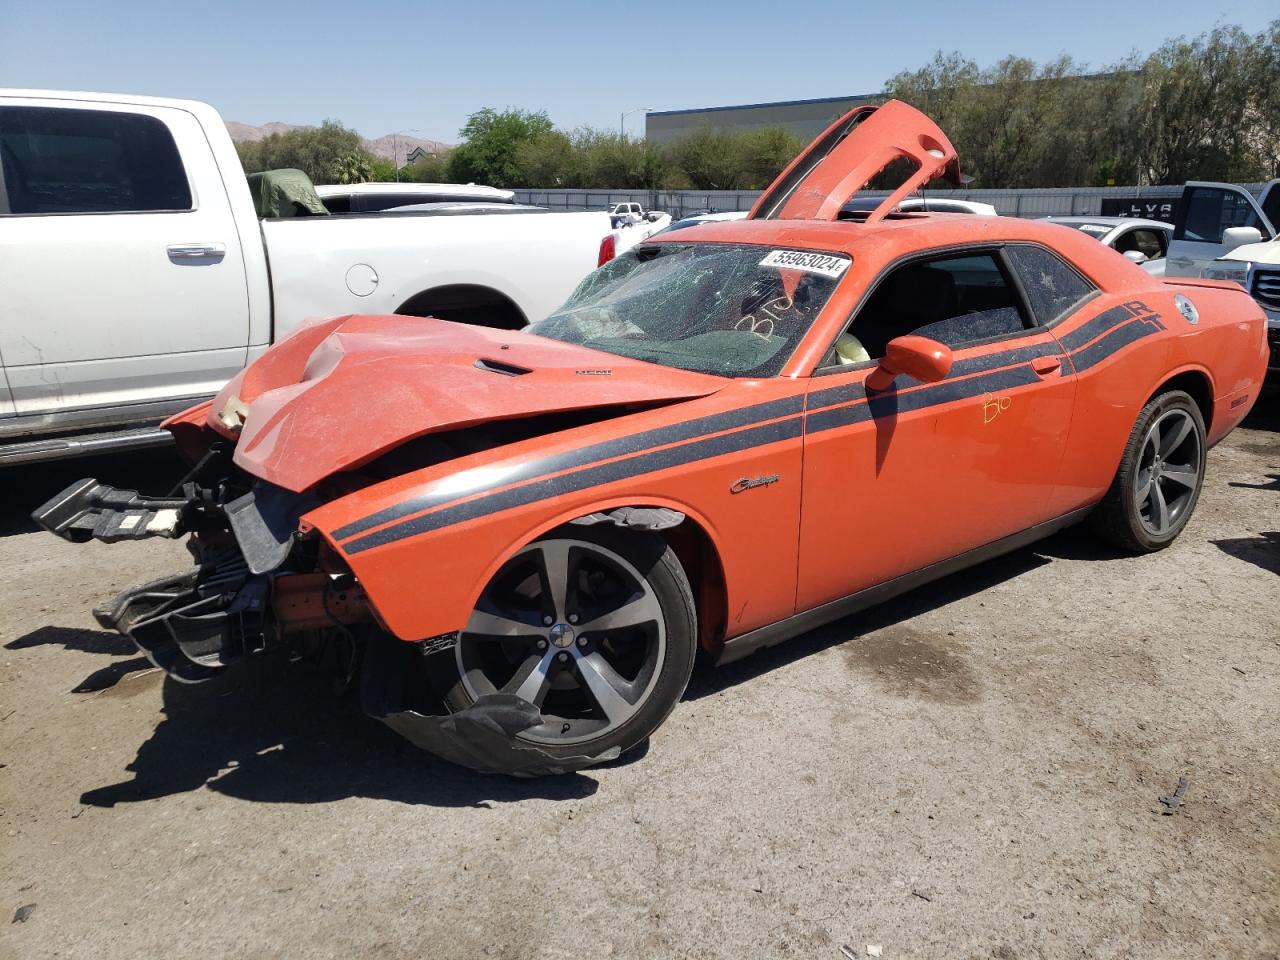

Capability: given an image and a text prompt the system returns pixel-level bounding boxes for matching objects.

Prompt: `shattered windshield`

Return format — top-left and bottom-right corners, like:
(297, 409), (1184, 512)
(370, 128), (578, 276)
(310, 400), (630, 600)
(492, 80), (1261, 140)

(527, 243), (849, 377)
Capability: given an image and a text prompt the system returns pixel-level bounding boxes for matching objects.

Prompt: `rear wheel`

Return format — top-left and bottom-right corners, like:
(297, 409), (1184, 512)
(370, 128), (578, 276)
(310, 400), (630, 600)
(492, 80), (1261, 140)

(1089, 390), (1206, 552)
(439, 526), (696, 760)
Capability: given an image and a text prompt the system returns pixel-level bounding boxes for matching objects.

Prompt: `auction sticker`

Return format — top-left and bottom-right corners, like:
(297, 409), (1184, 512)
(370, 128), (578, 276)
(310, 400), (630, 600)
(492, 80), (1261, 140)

(759, 250), (850, 279)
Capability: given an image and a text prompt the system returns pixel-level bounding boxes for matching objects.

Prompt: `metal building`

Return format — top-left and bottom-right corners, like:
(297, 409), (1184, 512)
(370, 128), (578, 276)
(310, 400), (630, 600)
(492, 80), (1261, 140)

(644, 93), (881, 145)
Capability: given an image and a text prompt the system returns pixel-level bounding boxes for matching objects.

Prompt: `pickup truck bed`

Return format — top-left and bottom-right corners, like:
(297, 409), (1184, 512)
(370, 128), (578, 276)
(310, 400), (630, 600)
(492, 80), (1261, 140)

(0, 89), (613, 463)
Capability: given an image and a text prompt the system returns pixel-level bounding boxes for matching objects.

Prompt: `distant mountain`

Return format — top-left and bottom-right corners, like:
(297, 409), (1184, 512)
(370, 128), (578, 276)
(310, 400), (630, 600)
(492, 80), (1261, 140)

(226, 121), (451, 165)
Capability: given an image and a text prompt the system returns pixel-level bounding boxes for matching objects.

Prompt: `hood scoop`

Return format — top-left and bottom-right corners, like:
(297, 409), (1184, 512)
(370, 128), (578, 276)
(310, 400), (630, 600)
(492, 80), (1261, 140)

(474, 357), (532, 377)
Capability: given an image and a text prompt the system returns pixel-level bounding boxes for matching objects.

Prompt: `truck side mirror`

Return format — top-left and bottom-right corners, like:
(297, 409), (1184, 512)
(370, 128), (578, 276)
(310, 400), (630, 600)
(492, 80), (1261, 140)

(1123, 250), (1149, 264)
(1222, 226), (1263, 251)
(866, 335), (953, 392)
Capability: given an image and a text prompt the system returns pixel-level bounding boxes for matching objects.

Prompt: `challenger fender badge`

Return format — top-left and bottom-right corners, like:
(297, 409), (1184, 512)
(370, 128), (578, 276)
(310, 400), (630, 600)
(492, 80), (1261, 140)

(731, 474), (780, 494)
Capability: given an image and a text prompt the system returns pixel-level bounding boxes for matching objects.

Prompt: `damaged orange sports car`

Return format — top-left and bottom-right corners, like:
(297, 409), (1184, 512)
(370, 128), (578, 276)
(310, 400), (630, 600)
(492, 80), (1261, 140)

(35, 101), (1269, 775)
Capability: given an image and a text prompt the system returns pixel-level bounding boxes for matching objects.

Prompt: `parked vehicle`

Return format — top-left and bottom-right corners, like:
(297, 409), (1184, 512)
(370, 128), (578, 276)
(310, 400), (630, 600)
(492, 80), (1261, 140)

(1044, 216), (1173, 275)
(611, 210), (673, 255)
(659, 211), (748, 234)
(1162, 180), (1280, 377)
(1163, 180), (1279, 278)
(315, 182), (515, 213)
(662, 198), (996, 237)
(607, 201), (653, 224)
(0, 90), (614, 464)
(842, 196), (998, 217)
(34, 100), (1268, 775)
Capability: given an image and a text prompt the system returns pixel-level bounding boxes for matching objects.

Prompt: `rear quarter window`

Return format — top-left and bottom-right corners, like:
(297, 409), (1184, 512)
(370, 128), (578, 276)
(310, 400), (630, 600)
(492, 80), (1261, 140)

(1006, 244), (1097, 326)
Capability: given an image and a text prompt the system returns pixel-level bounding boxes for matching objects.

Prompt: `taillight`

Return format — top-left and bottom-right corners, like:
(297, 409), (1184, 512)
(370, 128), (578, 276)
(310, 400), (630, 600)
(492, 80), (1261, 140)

(597, 234), (616, 267)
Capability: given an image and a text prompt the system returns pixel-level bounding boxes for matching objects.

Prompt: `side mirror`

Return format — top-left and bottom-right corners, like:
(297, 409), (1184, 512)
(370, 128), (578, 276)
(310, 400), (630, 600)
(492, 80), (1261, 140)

(866, 335), (953, 392)
(1223, 226), (1263, 251)
(1123, 249), (1149, 264)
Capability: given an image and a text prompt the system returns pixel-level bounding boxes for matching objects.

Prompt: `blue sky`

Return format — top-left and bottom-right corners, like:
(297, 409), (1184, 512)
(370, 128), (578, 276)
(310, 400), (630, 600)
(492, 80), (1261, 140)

(2, 0), (1275, 141)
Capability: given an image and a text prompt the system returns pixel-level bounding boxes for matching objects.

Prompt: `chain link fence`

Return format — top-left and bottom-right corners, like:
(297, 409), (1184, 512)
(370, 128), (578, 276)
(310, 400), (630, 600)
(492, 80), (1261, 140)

(512, 184), (1268, 220)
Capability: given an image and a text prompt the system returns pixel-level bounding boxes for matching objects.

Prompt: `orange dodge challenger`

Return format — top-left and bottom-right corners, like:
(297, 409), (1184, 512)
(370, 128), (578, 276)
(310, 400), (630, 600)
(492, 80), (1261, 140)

(35, 102), (1269, 774)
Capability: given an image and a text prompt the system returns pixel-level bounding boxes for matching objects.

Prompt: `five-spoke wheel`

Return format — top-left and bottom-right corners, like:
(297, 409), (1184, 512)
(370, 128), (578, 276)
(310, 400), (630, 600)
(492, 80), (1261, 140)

(1133, 407), (1202, 538)
(438, 527), (696, 758)
(1091, 389), (1207, 551)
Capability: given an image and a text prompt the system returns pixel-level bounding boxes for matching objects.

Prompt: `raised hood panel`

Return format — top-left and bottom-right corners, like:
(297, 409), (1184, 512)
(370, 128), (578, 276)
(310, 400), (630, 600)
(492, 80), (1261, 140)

(748, 99), (961, 224)
(210, 315), (726, 492)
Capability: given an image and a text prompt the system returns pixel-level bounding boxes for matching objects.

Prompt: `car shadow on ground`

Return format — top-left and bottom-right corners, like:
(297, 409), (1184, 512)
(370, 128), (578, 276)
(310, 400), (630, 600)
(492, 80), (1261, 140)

(1229, 473), (1280, 493)
(0, 448), (188, 538)
(1211, 531), (1280, 576)
(686, 524), (1117, 700)
(27, 525), (1116, 808)
(4, 625), (152, 693)
(65, 653), (601, 809)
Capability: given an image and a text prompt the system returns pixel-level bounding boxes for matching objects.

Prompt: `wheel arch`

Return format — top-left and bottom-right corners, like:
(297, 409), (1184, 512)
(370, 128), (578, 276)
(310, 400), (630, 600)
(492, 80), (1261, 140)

(397, 283), (528, 330)
(1147, 365), (1214, 435)
(460, 496), (729, 655)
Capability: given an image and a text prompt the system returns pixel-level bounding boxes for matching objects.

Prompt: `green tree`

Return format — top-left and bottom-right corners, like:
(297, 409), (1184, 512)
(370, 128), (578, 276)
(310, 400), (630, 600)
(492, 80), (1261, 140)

(514, 131), (578, 186)
(446, 108), (555, 187)
(235, 121), (376, 185)
(664, 125), (747, 189)
(400, 152), (452, 182)
(368, 156), (398, 181)
(735, 127), (805, 188)
(572, 130), (669, 189)
(1137, 25), (1266, 184)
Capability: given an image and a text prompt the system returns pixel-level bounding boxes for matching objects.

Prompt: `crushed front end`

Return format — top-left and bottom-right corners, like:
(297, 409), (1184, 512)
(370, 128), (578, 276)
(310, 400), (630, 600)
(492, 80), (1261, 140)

(31, 444), (617, 777)
(32, 446), (366, 686)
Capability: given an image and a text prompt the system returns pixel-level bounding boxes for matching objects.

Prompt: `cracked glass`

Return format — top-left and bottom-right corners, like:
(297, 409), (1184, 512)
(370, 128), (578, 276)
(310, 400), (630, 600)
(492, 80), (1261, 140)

(528, 243), (848, 377)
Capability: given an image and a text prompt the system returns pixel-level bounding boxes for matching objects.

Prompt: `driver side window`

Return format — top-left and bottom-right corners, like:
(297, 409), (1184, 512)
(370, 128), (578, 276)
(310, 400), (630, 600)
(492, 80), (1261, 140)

(829, 251), (1032, 365)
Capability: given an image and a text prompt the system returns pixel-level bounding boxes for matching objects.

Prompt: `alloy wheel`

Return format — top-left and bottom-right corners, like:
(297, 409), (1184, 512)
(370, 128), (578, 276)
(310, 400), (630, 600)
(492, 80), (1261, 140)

(456, 538), (667, 746)
(1133, 408), (1202, 537)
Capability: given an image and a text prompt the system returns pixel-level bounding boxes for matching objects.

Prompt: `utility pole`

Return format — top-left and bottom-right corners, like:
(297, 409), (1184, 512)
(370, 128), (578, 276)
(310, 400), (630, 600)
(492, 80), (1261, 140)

(620, 107), (652, 138)
(391, 128), (422, 182)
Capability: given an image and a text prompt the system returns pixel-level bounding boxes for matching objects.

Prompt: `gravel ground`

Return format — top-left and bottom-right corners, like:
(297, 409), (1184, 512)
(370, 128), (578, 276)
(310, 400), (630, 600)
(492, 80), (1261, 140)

(1, 406), (1277, 960)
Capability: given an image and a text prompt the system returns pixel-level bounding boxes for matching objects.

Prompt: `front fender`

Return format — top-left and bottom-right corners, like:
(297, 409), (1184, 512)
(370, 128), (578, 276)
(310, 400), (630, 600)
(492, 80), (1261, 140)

(309, 491), (728, 643)
(299, 384), (806, 643)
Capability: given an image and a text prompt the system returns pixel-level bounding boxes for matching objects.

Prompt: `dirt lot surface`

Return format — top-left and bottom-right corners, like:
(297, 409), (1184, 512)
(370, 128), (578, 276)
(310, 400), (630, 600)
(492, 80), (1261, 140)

(1, 407), (1277, 960)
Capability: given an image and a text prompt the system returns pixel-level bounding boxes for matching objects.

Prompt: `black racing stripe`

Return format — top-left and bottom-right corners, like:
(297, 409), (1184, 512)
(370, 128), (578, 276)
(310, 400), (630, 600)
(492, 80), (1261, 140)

(950, 342), (1056, 378)
(805, 364), (1042, 435)
(333, 394), (805, 541)
(1070, 318), (1158, 372)
(344, 416), (804, 554)
(1055, 304), (1136, 352)
(807, 379), (866, 411)
(807, 342), (1059, 413)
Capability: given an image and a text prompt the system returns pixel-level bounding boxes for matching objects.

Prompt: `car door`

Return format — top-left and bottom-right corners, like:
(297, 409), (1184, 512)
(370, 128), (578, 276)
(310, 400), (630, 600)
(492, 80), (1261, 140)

(1166, 181), (1277, 277)
(795, 246), (1079, 612)
(0, 97), (250, 421)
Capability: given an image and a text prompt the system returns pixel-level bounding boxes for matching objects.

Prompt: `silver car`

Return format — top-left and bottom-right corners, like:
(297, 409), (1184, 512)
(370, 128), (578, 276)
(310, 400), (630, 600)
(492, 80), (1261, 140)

(1045, 216), (1173, 275)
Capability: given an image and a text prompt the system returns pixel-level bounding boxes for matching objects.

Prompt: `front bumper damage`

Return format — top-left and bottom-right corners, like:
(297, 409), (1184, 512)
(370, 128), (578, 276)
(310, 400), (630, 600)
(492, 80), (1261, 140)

(31, 474), (615, 776)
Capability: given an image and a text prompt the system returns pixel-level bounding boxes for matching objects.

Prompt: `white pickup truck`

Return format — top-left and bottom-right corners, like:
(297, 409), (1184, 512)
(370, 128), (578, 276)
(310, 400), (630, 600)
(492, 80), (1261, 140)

(0, 90), (615, 464)
(1164, 180), (1280, 378)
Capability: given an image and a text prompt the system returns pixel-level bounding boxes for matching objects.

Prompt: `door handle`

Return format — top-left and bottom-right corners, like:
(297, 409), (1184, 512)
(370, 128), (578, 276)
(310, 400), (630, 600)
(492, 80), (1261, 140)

(167, 243), (226, 260)
(1032, 355), (1062, 377)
